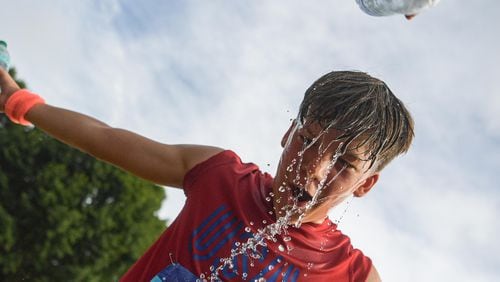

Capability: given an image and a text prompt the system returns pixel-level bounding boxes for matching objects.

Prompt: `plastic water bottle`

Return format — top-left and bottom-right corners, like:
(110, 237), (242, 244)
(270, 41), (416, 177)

(356, 0), (440, 17)
(0, 40), (11, 71)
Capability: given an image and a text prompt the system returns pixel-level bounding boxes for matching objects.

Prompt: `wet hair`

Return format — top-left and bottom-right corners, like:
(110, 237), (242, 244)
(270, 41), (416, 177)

(298, 70), (414, 171)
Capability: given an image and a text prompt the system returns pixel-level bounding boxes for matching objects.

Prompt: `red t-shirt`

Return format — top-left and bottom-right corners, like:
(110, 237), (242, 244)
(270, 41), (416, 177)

(121, 150), (372, 281)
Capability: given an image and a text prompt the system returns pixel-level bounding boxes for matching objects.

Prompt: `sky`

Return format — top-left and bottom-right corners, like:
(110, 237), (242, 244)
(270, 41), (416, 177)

(1, 0), (499, 281)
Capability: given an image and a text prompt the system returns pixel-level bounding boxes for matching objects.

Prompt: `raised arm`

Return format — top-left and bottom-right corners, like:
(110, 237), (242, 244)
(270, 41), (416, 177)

(0, 69), (223, 188)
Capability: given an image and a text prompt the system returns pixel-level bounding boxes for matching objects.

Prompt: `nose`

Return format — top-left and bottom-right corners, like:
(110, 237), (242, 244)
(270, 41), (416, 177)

(303, 155), (332, 194)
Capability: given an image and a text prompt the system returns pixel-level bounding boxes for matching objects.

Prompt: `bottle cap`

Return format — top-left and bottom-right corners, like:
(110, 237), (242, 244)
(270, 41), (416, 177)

(0, 40), (7, 48)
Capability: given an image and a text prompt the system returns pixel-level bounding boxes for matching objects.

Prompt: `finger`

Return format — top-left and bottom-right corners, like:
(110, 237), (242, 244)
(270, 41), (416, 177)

(0, 69), (20, 91)
(405, 14), (416, 20)
(0, 67), (12, 85)
(0, 69), (21, 111)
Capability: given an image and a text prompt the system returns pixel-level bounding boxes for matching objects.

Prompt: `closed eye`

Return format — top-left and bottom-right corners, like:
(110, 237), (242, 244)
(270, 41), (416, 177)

(338, 158), (357, 170)
(299, 134), (313, 145)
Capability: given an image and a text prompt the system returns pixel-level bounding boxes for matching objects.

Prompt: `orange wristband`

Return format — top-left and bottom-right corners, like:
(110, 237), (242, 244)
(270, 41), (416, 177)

(5, 89), (45, 126)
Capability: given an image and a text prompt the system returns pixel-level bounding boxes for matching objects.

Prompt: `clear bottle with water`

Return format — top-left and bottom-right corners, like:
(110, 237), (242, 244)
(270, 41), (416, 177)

(356, 0), (440, 17)
(0, 40), (11, 71)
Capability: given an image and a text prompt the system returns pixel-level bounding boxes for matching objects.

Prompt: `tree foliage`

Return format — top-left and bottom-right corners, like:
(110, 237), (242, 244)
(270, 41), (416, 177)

(0, 68), (167, 281)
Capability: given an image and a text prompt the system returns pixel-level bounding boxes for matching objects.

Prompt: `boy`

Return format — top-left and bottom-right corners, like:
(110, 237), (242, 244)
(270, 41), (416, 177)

(0, 69), (413, 281)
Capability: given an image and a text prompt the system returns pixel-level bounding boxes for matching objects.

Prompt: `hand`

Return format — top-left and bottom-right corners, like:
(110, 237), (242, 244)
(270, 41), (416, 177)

(0, 68), (21, 112)
(405, 14), (417, 20)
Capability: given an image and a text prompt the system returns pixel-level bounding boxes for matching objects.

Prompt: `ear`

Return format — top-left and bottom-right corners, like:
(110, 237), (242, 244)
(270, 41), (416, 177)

(353, 173), (379, 198)
(281, 119), (297, 148)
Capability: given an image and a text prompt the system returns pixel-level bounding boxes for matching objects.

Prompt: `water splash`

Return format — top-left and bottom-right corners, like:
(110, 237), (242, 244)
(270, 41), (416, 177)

(208, 211), (293, 281)
(205, 121), (367, 281)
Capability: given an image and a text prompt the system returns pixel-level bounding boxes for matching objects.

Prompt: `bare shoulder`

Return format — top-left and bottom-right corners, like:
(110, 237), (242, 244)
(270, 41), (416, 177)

(177, 144), (225, 172)
(365, 265), (382, 282)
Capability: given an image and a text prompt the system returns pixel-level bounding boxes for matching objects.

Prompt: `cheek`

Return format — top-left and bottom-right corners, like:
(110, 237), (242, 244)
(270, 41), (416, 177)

(282, 140), (304, 163)
(321, 176), (355, 197)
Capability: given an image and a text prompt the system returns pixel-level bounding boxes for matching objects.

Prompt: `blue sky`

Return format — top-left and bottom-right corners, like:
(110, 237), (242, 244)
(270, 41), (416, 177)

(1, 0), (499, 281)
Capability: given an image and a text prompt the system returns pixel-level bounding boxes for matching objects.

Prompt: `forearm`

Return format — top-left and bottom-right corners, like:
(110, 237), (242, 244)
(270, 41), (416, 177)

(26, 103), (111, 154)
(1, 71), (148, 165)
(24, 104), (177, 185)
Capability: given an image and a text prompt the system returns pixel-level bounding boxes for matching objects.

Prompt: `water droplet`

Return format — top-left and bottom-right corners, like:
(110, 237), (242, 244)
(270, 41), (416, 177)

(265, 197), (271, 202)
(262, 220), (267, 224)
(245, 227), (251, 232)
(268, 211), (273, 215)
(279, 186), (286, 192)
(268, 265), (274, 270)
(283, 236), (291, 242)
(250, 221), (254, 226)
(235, 242), (240, 246)
(278, 245), (285, 252)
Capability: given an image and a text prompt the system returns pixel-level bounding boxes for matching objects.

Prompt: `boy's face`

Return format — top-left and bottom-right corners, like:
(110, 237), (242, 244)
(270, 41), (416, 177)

(272, 120), (379, 225)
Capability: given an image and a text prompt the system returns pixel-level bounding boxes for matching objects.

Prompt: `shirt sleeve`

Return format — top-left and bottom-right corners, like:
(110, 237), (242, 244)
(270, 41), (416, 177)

(349, 248), (372, 282)
(182, 150), (241, 196)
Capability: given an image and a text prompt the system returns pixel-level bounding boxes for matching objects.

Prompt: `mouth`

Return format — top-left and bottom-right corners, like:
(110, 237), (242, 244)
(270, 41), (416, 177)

(291, 185), (313, 203)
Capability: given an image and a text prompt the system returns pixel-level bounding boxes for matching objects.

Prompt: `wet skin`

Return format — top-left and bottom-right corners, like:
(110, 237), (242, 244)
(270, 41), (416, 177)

(272, 120), (380, 225)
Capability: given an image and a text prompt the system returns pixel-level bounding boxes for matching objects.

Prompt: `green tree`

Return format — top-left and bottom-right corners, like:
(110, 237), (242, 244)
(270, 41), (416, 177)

(0, 68), (167, 281)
